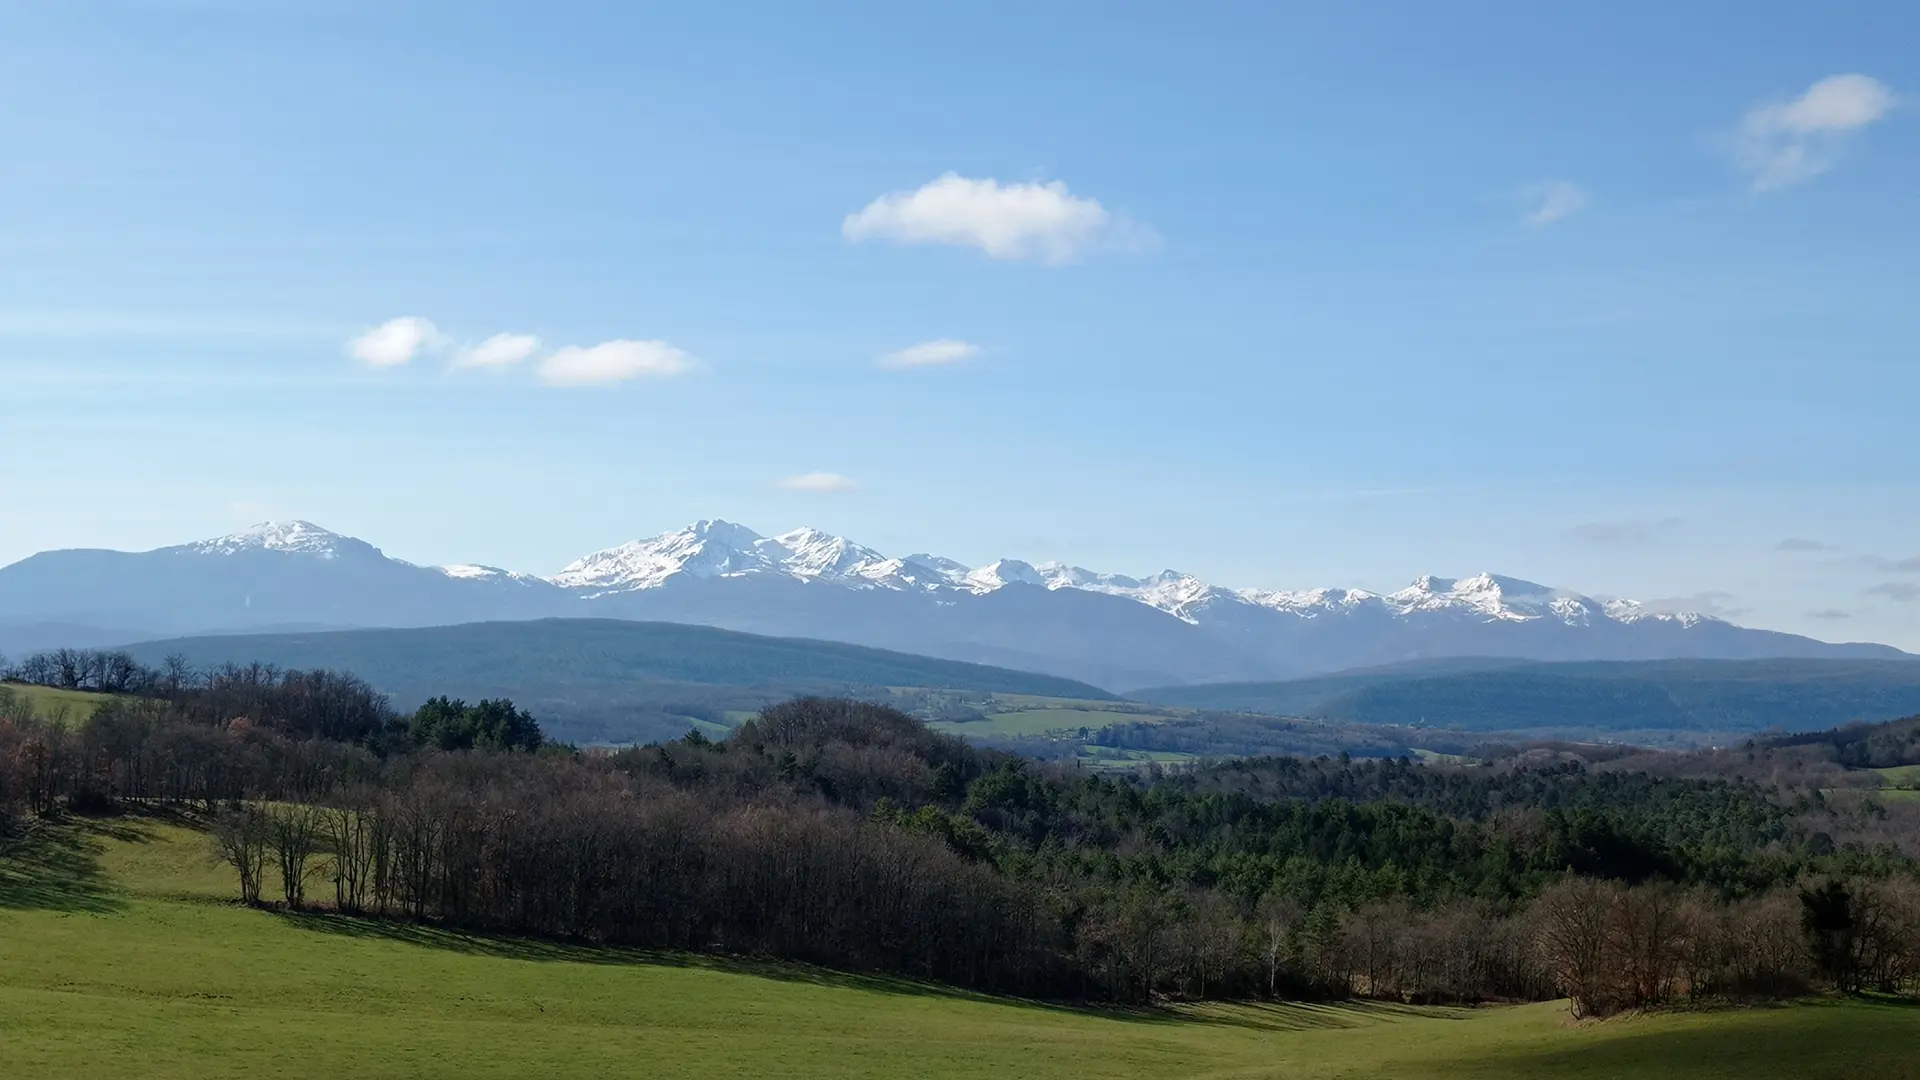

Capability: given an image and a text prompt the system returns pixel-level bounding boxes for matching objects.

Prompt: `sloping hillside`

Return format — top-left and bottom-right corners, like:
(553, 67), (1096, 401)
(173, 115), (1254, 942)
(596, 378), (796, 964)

(122, 619), (1114, 743)
(1132, 658), (1920, 739)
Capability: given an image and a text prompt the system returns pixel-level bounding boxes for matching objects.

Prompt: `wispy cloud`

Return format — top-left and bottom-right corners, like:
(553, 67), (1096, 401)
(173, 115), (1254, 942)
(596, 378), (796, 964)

(537, 340), (696, 387)
(1867, 582), (1920, 603)
(1520, 180), (1589, 226)
(844, 173), (1152, 264)
(1643, 591), (1749, 619)
(1570, 517), (1683, 545)
(778, 472), (858, 493)
(1871, 555), (1920, 573)
(877, 339), (981, 369)
(1732, 74), (1897, 191)
(346, 316), (440, 367)
(453, 332), (542, 370)
(1807, 608), (1853, 620)
(1776, 538), (1831, 553)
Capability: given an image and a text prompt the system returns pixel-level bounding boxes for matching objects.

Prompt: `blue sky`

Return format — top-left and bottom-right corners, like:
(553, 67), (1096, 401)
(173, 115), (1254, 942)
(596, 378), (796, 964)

(2, 2), (1917, 647)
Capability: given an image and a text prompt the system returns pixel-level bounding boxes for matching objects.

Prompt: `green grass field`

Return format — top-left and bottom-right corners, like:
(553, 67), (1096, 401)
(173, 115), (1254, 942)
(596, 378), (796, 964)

(934, 706), (1169, 738)
(0, 681), (114, 724)
(1875, 765), (1920, 789)
(921, 692), (1180, 740)
(1075, 746), (1200, 771)
(4, 814), (1918, 1079)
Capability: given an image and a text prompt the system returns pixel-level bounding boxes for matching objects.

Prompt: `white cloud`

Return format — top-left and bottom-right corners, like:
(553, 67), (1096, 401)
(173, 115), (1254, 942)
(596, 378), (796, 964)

(453, 332), (542, 370)
(843, 173), (1148, 264)
(778, 472), (858, 493)
(538, 340), (696, 387)
(877, 338), (981, 369)
(1521, 181), (1589, 226)
(347, 316), (439, 367)
(1733, 74), (1896, 191)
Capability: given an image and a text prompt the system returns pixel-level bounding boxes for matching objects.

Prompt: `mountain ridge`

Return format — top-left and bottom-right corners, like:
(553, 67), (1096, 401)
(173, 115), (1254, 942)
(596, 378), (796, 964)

(1130, 657), (1920, 737)
(0, 518), (1904, 688)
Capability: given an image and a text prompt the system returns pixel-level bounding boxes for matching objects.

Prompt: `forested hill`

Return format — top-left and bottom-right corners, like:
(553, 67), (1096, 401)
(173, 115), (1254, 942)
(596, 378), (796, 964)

(121, 619), (1114, 742)
(1131, 657), (1920, 737)
(10, 691), (1920, 1012)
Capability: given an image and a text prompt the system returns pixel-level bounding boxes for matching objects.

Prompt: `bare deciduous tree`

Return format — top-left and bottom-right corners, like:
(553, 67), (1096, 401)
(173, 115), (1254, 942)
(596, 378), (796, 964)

(212, 804), (272, 906)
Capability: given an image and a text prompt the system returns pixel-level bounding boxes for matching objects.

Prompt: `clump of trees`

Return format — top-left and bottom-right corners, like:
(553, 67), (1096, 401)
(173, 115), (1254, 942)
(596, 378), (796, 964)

(1527, 875), (1920, 1016)
(1770, 715), (1920, 770)
(0, 653), (541, 831)
(3, 648), (157, 694)
(410, 697), (543, 752)
(3, 648), (403, 744)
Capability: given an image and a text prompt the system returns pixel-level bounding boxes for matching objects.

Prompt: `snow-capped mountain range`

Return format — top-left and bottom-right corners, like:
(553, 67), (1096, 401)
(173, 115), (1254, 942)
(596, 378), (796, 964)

(0, 519), (1905, 689)
(542, 519), (1702, 629)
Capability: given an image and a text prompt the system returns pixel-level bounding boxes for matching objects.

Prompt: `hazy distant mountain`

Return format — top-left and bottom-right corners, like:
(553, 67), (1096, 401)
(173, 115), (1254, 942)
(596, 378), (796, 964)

(0, 521), (567, 641)
(0, 519), (1905, 688)
(1132, 658), (1920, 737)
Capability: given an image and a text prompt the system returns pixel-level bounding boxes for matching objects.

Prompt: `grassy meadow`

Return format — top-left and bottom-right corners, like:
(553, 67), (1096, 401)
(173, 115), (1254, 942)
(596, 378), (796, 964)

(0, 681), (114, 724)
(4, 814), (1919, 1080)
(921, 691), (1178, 737)
(1876, 764), (1920, 789)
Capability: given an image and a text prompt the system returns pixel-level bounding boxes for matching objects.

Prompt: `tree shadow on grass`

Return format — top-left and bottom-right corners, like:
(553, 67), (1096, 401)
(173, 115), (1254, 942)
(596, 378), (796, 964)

(1173, 998), (1473, 1032)
(279, 910), (1082, 1014)
(0, 816), (128, 914)
(276, 909), (1460, 1032)
(1460, 997), (1920, 1080)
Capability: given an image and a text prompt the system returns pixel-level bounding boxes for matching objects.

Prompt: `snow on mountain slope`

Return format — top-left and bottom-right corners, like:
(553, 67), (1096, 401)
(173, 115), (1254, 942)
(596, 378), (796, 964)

(539, 521), (1736, 633)
(178, 520), (363, 559)
(117, 519), (1817, 640)
(436, 564), (551, 587)
(769, 527), (903, 587)
(1240, 586), (1380, 617)
(1029, 566), (1226, 623)
(964, 559), (1049, 591)
(549, 519), (774, 593)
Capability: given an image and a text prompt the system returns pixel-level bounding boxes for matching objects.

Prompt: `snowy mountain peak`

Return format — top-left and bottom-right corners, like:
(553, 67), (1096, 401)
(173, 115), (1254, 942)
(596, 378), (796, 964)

(180, 521), (361, 559)
(965, 559), (1049, 591)
(1386, 572), (1593, 623)
(767, 527), (892, 582)
(549, 521), (925, 594)
(535, 518), (1753, 635)
(549, 520), (775, 593)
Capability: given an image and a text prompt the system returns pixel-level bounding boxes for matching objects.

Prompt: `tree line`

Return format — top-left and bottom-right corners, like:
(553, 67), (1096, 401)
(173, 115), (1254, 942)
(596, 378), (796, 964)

(6, 676), (1920, 1010)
